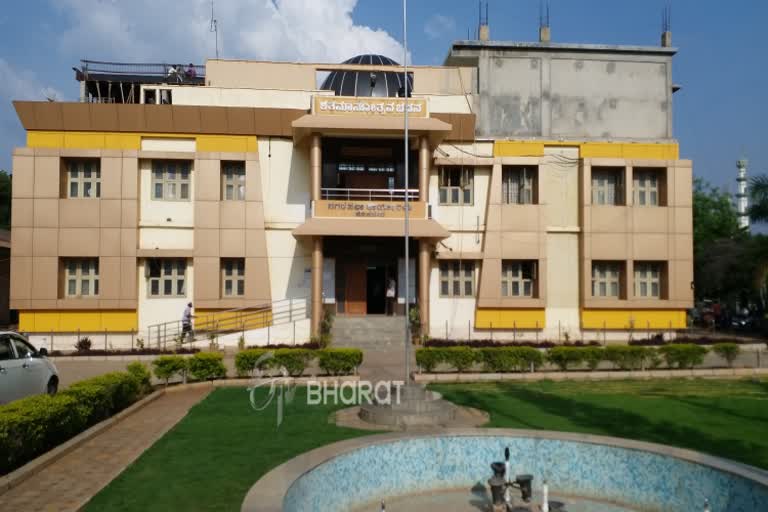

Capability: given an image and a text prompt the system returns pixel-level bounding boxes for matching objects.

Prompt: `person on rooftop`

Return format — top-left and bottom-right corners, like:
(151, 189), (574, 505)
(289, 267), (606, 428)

(185, 63), (197, 80)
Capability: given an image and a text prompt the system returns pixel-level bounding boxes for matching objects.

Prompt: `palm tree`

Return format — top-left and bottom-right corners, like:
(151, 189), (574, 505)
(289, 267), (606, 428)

(748, 174), (768, 223)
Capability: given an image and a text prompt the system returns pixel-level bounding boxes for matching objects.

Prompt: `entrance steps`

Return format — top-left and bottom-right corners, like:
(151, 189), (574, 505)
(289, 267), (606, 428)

(332, 315), (407, 348)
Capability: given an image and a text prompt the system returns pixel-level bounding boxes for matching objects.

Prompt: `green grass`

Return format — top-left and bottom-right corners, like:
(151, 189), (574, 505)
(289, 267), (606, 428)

(432, 378), (768, 469)
(83, 387), (372, 512)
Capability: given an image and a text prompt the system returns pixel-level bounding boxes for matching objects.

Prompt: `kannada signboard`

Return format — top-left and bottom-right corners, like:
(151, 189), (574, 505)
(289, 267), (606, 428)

(315, 200), (426, 219)
(314, 96), (428, 118)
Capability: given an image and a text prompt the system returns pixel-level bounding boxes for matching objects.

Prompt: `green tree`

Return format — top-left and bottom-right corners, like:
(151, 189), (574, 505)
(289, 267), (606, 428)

(748, 174), (768, 223)
(0, 170), (10, 229)
(693, 178), (741, 246)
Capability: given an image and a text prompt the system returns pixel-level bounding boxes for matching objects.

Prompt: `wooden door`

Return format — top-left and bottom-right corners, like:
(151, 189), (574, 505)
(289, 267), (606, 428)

(344, 263), (367, 315)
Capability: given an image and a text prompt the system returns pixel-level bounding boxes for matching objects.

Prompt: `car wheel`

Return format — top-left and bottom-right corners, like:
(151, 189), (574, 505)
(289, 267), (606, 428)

(47, 377), (58, 396)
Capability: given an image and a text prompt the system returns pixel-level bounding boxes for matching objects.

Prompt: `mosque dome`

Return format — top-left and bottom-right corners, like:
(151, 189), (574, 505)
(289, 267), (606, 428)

(320, 54), (413, 97)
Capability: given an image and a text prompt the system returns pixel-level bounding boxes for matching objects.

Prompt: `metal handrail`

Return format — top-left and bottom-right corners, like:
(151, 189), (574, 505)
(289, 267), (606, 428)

(146, 297), (309, 349)
(321, 188), (419, 201)
(81, 59), (205, 78)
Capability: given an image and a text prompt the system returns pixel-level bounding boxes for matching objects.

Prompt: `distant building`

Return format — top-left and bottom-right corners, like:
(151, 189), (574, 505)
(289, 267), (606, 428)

(736, 159), (749, 230)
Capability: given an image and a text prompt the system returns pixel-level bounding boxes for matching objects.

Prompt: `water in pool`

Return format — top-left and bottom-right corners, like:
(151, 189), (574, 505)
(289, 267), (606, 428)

(351, 488), (642, 512)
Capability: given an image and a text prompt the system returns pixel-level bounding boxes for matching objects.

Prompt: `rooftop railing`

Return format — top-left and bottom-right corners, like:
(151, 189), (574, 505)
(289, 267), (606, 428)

(80, 59), (205, 79)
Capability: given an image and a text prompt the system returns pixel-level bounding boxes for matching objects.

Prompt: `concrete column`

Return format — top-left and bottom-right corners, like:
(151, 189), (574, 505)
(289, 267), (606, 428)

(418, 240), (430, 336)
(311, 237), (323, 336)
(310, 133), (322, 202)
(418, 135), (430, 203)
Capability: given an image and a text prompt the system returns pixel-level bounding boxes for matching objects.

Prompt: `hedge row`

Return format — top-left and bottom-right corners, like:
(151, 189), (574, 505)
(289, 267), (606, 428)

(235, 348), (363, 377)
(425, 339), (601, 349)
(416, 343), (734, 373)
(151, 352), (228, 384)
(0, 362), (151, 475)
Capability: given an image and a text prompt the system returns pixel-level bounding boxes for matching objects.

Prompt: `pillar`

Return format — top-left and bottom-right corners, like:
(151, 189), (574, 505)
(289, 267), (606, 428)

(310, 133), (322, 202)
(311, 237), (323, 336)
(418, 135), (430, 203)
(418, 240), (430, 336)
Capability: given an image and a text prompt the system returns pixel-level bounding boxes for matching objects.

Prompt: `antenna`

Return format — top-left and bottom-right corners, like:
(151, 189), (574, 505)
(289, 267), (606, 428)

(662, 2), (672, 33)
(540, 0), (551, 28)
(210, 0), (219, 59)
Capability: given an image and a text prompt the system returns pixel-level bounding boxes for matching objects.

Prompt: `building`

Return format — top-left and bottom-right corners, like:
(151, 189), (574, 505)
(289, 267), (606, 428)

(9, 30), (693, 348)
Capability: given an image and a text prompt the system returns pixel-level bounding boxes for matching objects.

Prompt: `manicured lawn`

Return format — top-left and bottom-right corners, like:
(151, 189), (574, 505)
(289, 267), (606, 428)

(432, 378), (768, 469)
(83, 387), (372, 512)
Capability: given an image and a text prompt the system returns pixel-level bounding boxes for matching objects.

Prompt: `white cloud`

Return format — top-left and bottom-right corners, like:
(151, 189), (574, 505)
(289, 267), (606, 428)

(424, 14), (455, 40)
(55, 0), (405, 64)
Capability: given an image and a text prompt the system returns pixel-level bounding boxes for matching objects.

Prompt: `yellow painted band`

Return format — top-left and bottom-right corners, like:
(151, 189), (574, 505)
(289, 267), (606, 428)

(19, 310), (138, 333)
(494, 140), (679, 160)
(27, 131), (258, 153)
(475, 308), (546, 329)
(195, 309), (273, 331)
(581, 309), (687, 330)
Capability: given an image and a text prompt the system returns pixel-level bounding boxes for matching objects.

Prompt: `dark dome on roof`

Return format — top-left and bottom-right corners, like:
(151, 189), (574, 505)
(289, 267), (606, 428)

(320, 54), (413, 97)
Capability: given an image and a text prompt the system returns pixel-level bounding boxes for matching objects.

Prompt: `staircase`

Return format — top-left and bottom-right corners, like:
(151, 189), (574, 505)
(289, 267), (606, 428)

(332, 315), (407, 348)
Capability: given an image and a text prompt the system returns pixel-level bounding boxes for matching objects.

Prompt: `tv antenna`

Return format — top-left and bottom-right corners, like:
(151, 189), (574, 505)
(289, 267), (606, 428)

(662, 2), (672, 33)
(210, 0), (220, 59)
(540, 0), (551, 28)
(477, 0), (489, 39)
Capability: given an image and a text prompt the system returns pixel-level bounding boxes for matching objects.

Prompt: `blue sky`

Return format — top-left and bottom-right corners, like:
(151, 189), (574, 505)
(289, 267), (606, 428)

(0, 0), (766, 195)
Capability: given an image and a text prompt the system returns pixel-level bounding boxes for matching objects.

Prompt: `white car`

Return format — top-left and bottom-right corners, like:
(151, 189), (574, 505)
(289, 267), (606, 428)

(0, 332), (59, 404)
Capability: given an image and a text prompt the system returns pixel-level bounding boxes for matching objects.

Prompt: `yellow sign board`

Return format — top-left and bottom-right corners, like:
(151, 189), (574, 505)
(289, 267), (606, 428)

(315, 200), (426, 219)
(314, 96), (428, 117)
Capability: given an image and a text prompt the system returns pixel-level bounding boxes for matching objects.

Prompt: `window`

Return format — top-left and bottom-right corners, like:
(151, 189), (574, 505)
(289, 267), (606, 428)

(147, 259), (186, 297)
(221, 258), (245, 297)
(439, 261), (475, 297)
(152, 160), (191, 201)
(591, 167), (624, 205)
(634, 262), (663, 298)
(439, 167), (473, 205)
(221, 161), (246, 201)
(0, 336), (13, 360)
(64, 258), (99, 298)
(502, 166), (537, 204)
(592, 261), (623, 298)
(502, 260), (537, 297)
(10, 337), (35, 359)
(66, 159), (101, 198)
(633, 168), (664, 206)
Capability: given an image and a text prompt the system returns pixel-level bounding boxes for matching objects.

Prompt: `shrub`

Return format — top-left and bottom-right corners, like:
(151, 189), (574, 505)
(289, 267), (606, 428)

(658, 344), (708, 369)
(712, 343), (741, 368)
(126, 361), (152, 393)
(237, 335), (246, 351)
(546, 347), (585, 371)
(479, 347), (543, 372)
(604, 346), (653, 370)
(415, 348), (443, 373)
(152, 355), (189, 385)
(188, 352), (227, 381)
(64, 372), (142, 424)
(581, 347), (605, 371)
(441, 346), (477, 372)
(234, 348), (270, 377)
(271, 349), (314, 377)
(75, 336), (92, 352)
(317, 348), (363, 375)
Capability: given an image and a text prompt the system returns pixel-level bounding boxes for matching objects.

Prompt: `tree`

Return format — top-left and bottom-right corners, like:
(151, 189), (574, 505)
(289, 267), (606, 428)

(0, 170), (10, 229)
(693, 178), (741, 246)
(748, 174), (768, 223)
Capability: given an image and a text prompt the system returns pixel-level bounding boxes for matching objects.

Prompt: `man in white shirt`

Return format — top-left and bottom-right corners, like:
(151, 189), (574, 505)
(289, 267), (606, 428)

(182, 302), (195, 342)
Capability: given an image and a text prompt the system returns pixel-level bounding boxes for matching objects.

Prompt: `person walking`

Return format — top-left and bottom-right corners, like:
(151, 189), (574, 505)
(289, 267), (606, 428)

(386, 278), (396, 316)
(182, 302), (195, 342)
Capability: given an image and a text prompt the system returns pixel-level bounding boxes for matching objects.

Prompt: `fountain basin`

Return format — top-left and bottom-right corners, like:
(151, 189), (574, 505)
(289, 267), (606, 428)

(242, 429), (768, 512)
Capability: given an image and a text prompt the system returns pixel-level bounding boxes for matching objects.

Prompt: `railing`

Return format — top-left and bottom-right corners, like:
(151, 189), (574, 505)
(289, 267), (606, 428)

(80, 59), (206, 79)
(321, 188), (419, 201)
(146, 297), (309, 349)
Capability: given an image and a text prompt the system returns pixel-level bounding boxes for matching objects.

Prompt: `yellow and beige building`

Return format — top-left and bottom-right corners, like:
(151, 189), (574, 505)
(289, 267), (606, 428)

(9, 34), (692, 347)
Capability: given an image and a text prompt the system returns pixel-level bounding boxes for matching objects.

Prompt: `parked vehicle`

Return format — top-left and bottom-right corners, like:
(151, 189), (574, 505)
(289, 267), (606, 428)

(0, 332), (59, 404)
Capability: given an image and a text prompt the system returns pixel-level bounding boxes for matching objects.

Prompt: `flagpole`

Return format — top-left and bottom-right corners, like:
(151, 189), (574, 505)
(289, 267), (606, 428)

(402, 0), (411, 384)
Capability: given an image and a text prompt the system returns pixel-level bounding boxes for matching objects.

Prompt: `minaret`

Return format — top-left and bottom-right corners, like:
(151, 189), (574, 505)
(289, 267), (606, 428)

(736, 159), (749, 229)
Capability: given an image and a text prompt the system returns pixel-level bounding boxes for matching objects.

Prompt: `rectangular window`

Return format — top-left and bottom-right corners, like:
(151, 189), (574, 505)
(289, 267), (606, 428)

(221, 161), (246, 201)
(501, 260), (537, 297)
(147, 258), (186, 297)
(591, 167), (624, 206)
(439, 167), (473, 205)
(633, 168), (664, 206)
(634, 262), (663, 298)
(502, 166), (537, 204)
(221, 258), (245, 297)
(152, 160), (191, 201)
(439, 261), (475, 297)
(65, 159), (101, 198)
(63, 258), (99, 297)
(591, 261), (623, 298)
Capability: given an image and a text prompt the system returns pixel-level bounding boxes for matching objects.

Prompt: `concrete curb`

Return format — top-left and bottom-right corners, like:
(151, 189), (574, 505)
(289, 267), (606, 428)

(413, 366), (768, 383)
(0, 389), (165, 496)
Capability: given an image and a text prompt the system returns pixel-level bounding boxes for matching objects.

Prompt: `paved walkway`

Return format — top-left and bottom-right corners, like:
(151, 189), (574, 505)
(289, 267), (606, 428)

(1, 386), (210, 511)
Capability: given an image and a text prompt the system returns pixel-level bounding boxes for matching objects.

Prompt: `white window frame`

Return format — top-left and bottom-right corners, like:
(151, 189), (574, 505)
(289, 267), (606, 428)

(502, 260), (537, 297)
(439, 261), (475, 297)
(592, 261), (622, 298)
(64, 258), (99, 298)
(66, 159), (101, 199)
(221, 258), (245, 297)
(634, 262), (662, 298)
(633, 169), (660, 206)
(221, 161), (246, 201)
(147, 258), (186, 298)
(152, 160), (191, 201)
(591, 168), (624, 206)
(439, 167), (473, 206)
(502, 166), (536, 205)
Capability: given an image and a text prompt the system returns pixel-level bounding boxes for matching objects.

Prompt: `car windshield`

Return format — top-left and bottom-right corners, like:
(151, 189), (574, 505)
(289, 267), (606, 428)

(11, 337), (35, 358)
